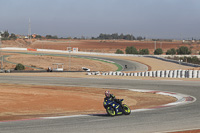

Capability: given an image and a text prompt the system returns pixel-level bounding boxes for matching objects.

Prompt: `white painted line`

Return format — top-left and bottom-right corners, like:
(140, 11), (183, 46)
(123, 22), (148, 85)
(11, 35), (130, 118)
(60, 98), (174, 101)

(158, 127), (200, 133)
(131, 108), (153, 112)
(129, 89), (196, 110)
(41, 115), (89, 119)
(160, 80), (183, 82)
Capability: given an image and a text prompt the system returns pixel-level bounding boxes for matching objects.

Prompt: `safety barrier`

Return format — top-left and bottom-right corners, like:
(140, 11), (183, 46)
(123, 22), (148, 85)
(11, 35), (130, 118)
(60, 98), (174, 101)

(88, 69), (200, 78)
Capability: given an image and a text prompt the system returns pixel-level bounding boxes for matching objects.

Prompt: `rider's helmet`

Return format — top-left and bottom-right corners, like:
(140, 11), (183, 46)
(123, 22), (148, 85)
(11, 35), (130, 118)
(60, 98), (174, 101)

(105, 90), (110, 97)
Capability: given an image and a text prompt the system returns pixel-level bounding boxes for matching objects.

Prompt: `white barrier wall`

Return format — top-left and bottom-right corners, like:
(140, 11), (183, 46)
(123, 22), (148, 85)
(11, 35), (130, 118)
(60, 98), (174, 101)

(198, 71), (200, 78)
(165, 70), (170, 78)
(88, 69), (200, 78)
(181, 70), (186, 78)
(188, 70), (193, 78)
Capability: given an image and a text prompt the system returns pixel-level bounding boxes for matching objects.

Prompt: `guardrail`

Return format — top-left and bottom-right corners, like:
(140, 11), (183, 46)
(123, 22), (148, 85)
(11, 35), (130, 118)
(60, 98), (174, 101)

(144, 55), (200, 67)
(88, 69), (200, 78)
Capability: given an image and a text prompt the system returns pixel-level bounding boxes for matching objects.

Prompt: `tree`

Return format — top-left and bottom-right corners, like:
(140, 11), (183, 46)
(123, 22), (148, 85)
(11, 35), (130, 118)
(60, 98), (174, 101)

(119, 33), (124, 39)
(176, 46), (191, 55)
(9, 33), (17, 40)
(137, 36), (143, 41)
(96, 33), (136, 40)
(3, 30), (9, 38)
(123, 34), (132, 40)
(35, 35), (42, 39)
(191, 56), (199, 64)
(15, 63), (25, 70)
(46, 35), (51, 39)
(46, 35), (58, 39)
(125, 46), (138, 54)
(1, 30), (9, 39)
(115, 49), (124, 54)
(166, 48), (176, 55)
(154, 48), (163, 55)
(139, 49), (149, 55)
(111, 33), (119, 39)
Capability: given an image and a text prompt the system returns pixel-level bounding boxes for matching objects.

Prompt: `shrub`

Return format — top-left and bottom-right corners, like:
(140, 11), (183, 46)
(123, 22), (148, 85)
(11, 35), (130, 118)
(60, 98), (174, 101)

(176, 46), (191, 55)
(154, 48), (163, 55)
(166, 48), (176, 55)
(115, 49), (124, 54)
(139, 49), (149, 55)
(15, 63), (25, 70)
(191, 56), (199, 64)
(125, 46), (138, 54)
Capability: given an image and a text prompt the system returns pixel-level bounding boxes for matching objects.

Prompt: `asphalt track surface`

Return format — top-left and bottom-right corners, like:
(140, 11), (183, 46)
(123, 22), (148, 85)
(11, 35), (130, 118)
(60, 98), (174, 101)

(74, 55), (148, 71)
(0, 76), (200, 133)
(2, 51), (148, 72)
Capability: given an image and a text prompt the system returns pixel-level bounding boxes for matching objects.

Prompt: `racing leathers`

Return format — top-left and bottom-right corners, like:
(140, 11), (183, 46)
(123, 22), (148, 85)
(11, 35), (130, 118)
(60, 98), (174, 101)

(104, 94), (123, 108)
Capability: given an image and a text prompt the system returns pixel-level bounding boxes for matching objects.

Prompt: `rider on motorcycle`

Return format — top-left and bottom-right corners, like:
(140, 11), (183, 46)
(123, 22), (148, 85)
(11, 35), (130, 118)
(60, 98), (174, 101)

(104, 90), (123, 108)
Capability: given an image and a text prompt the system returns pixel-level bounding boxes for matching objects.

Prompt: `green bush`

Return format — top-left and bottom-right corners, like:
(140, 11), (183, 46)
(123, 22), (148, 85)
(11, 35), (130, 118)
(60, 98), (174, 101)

(115, 49), (124, 54)
(15, 63), (25, 70)
(139, 49), (149, 55)
(154, 48), (163, 55)
(166, 48), (176, 55)
(125, 46), (138, 54)
(181, 56), (199, 64)
(176, 46), (191, 55)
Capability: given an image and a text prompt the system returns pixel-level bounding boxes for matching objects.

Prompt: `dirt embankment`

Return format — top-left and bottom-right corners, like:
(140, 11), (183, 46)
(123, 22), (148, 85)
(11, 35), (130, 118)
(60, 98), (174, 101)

(2, 39), (200, 54)
(29, 40), (194, 54)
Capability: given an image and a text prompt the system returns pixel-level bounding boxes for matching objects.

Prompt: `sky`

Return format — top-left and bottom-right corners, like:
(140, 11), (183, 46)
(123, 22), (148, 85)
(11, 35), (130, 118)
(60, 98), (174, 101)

(0, 0), (200, 39)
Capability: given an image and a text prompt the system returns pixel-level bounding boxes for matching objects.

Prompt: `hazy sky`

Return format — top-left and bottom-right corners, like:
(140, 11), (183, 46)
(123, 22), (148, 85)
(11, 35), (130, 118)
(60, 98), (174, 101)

(0, 0), (200, 39)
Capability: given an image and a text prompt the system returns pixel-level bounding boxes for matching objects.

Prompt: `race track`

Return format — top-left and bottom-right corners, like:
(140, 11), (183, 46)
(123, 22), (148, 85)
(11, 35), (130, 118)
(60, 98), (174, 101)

(74, 55), (148, 71)
(2, 51), (148, 72)
(0, 76), (200, 133)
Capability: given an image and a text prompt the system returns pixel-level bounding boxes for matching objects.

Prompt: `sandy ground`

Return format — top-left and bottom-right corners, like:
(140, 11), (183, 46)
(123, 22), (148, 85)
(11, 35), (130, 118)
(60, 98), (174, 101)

(170, 130), (200, 133)
(2, 39), (200, 54)
(171, 130), (200, 133)
(0, 83), (176, 121)
(4, 53), (117, 71)
(29, 40), (200, 54)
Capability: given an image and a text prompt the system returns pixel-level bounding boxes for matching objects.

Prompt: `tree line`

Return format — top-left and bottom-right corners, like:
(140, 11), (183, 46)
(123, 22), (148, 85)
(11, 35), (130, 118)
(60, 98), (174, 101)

(116, 46), (193, 55)
(92, 33), (145, 40)
(167, 56), (200, 65)
(0, 30), (17, 40)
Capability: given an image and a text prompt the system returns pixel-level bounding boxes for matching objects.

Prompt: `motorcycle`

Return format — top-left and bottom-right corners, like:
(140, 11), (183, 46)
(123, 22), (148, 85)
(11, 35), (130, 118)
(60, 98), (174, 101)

(103, 99), (131, 116)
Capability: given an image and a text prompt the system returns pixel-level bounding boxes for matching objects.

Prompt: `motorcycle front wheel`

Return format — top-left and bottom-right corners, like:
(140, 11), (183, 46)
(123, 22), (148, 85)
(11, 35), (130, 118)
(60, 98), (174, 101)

(122, 104), (131, 115)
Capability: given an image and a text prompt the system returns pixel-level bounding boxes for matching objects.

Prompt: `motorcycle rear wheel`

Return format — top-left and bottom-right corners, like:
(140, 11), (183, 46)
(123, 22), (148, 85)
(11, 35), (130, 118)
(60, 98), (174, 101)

(106, 106), (116, 116)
